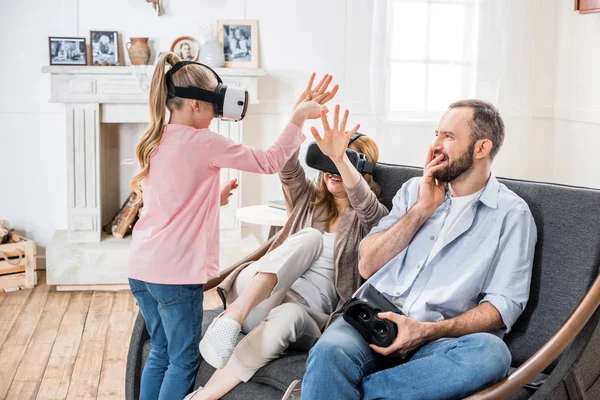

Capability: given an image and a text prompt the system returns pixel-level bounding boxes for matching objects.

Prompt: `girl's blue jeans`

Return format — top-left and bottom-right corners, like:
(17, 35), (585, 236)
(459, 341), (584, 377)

(129, 278), (204, 400)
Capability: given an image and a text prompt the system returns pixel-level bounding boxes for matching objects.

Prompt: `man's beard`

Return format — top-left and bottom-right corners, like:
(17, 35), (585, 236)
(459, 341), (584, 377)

(433, 140), (476, 183)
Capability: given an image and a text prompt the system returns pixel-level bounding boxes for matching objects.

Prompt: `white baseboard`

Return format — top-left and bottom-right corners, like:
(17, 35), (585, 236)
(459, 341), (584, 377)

(56, 284), (129, 291)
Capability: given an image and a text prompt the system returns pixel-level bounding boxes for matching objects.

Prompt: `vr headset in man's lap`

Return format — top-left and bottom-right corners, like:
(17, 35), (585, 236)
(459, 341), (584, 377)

(343, 283), (403, 348)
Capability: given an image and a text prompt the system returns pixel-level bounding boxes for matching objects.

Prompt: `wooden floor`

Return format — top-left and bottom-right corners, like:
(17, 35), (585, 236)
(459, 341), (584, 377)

(0, 271), (222, 400)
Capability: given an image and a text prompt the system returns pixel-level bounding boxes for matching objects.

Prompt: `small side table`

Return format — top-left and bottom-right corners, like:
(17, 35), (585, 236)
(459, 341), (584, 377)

(236, 205), (288, 240)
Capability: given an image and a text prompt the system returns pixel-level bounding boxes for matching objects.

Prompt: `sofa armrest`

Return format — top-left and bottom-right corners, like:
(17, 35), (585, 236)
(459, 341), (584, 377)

(465, 271), (600, 399)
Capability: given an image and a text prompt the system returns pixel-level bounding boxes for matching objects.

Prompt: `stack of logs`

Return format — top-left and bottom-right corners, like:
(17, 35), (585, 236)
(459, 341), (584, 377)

(0, 220), (20, 244)
(103, 193), (143, 239)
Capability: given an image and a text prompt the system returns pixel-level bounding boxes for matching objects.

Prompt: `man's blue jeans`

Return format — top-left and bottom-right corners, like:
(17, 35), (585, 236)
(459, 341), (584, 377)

(129, 278), (204, 400)
(302, 318), (511, 400)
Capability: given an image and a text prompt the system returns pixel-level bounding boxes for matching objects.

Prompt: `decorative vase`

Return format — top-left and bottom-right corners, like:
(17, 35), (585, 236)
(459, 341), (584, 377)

(126, 37), (151, 65)
(199, 40), (225, 68)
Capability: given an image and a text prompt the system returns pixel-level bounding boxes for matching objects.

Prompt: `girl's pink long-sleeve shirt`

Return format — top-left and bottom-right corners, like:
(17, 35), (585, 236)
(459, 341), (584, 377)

(128, 122), (305, 284)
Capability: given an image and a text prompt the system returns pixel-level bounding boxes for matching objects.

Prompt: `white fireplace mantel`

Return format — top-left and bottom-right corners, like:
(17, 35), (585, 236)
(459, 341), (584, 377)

(43, 65), (265, 288)
(42, 65), (265, 122)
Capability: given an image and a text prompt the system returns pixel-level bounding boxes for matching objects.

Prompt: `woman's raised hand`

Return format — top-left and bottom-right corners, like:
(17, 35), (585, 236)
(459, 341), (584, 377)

(310, 105), (360, 162)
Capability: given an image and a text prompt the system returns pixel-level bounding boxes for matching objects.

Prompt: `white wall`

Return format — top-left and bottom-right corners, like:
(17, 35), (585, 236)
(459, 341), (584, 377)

(1, 0), (599, 252)
(0, 0), (72, 262)
(476, 0), (560, 183)
(552, 0), (600, 188)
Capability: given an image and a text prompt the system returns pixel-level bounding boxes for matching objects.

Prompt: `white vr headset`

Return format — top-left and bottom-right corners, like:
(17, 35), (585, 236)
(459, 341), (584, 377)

(165, 61), (248, 122)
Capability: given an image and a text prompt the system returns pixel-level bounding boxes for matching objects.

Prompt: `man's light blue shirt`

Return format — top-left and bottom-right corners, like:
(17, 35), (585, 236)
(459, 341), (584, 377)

(362, 175), (537, 337)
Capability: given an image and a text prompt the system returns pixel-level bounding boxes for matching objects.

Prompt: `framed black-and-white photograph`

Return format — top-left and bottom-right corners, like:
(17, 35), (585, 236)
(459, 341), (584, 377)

(170, 36), (200, 62)
(48, 37), (87, 65)
(90, 31), (120, 65)
(218, 20), (259, 68)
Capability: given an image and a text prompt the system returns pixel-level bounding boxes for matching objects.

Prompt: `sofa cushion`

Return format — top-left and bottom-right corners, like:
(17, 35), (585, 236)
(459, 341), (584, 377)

(497, 179), (600, 372)
(373, 163), (422, 210)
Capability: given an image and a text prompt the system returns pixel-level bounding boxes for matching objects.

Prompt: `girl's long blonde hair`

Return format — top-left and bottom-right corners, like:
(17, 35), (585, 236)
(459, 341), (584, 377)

(312, 136), (381, 225)
(130, 52), (218, 203)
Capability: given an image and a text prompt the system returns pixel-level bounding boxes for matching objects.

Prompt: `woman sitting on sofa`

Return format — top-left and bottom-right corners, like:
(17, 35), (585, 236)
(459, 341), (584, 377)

(186, 74), (388, 400)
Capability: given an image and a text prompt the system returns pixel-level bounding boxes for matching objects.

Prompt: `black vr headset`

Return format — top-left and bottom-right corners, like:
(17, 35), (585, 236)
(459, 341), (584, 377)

(165, 61), (248, 122)
(342, 283), (402, 348)
(305, 132), (376, 176)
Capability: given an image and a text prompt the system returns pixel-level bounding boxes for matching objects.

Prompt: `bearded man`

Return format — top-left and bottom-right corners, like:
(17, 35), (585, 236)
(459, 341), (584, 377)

(301, 100), (538, 400)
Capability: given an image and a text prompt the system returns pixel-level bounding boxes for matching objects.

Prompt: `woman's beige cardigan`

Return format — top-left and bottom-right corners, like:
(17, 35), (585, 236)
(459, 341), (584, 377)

(215, 150), (389, 326)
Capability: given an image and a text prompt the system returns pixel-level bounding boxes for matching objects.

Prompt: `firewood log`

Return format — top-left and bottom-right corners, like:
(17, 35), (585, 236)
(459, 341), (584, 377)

(0, 227), (19, 244)
(109, 193), (143, 239)
(0, 227), (8, 244)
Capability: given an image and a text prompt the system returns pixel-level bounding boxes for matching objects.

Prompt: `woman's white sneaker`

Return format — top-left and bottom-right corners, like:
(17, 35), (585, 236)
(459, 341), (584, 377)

(199, 313), (241, 369)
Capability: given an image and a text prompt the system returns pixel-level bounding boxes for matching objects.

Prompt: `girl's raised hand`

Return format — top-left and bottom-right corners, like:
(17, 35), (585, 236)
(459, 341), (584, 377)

(294, 73), (339, 109)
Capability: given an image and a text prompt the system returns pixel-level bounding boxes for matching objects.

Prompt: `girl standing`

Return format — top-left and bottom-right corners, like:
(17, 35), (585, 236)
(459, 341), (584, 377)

(128, 53), (336, 400)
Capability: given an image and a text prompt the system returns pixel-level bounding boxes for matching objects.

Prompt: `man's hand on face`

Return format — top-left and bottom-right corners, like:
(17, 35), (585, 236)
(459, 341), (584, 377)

(369, 312), (431, 357)
(416, 147), (447, 216)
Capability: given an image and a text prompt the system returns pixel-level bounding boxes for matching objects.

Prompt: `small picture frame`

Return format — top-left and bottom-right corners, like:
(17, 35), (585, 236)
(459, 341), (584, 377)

(218, 19), (259, 68)
(48, 37), (87, 65)
(90, 31), (120, 66)
(170, 36), (200, 61)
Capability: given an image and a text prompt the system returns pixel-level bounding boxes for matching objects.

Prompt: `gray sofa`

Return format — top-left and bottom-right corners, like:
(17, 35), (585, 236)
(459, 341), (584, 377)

(126, 163), (600, 399)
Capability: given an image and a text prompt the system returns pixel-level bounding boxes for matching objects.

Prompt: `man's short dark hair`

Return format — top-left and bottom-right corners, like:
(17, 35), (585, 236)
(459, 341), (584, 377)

(449, 99), (505, 159)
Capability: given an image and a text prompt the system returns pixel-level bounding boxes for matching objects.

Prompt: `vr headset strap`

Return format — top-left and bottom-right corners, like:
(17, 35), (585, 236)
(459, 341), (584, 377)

(168, 86), (223, 103)
(359, 156), (375, 174)
(348, 133), (375, 174)
(349, 132), (365, 145)
(166, 61), (223, 83)
(165, 61), (224, 103)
